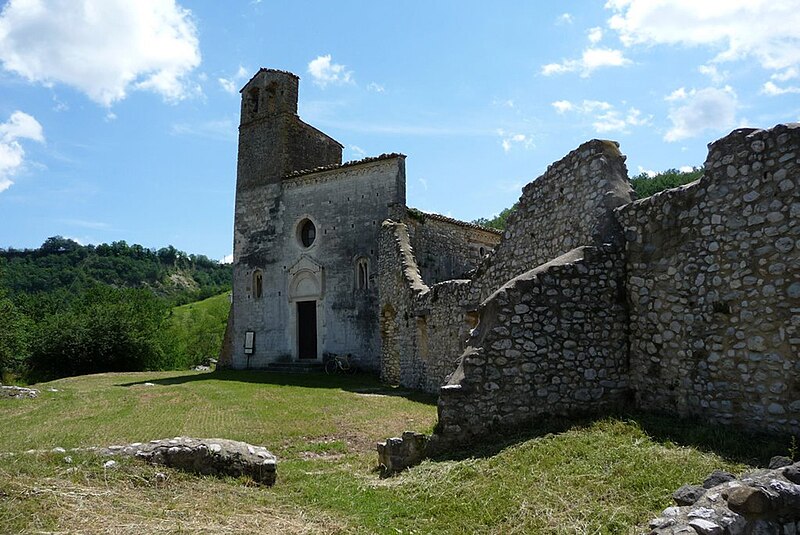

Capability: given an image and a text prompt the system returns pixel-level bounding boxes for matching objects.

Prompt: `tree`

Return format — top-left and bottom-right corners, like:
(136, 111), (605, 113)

(28, 286), (175, 379)
(0, 290), (31, 377)
(630, 167), (702, 198)
(472, 204), (518, 231)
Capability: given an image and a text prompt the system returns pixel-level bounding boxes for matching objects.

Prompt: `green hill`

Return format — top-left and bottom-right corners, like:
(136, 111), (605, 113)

(167, 292), (231, 366)
(0, 236), (231, 306)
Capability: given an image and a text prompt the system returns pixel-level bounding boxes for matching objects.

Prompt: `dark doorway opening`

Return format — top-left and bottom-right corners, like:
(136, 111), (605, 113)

(297, 300), (317, 359)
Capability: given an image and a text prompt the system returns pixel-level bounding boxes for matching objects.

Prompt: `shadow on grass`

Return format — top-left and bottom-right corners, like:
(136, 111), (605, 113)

(117, 369), (438, 406)
(431, 410), (792, 468)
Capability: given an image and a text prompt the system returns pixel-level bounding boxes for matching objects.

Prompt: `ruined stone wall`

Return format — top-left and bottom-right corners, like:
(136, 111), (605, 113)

(431, 246), (630, 450)
(473, 140), (633, 299)
(378, 221), (478, 393)
(404, 210), (501, 285)
(616, 124), (800, 435)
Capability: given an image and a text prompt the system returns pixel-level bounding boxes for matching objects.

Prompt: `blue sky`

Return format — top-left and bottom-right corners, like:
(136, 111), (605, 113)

(1, 0), (799, 262)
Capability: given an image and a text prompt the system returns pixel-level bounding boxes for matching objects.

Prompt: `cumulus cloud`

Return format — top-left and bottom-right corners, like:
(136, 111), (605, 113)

(664, 86), (738, 142)
(0, 0), (201, 106)
(307, 55), (353, 88)
(541, 47), (631, 77)
(698, 64), (727, 84)
(587, 27), (603, 44)
(496, 129), (535, 153)
(552, 99), (651, 134)
(552, 100), (574, 114)
(556, 13), (573, 25)
(0, 111), (44, 193)
(606, 0), (800, 72)
(220, 254), (233, 264)
(761, 81), (800, 96)
(218, 65), (249, 94)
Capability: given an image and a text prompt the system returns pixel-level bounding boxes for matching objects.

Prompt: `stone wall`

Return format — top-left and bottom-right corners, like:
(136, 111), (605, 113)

(617, 124), (800, 435)
(404, 210), (501, 285)
(378, 221), (480, 393)
(431, 246), (630, 450)
(473, 139), (633, 299)
(229, 155), (406, 372)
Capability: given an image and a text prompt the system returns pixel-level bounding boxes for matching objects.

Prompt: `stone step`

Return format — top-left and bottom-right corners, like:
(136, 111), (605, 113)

(264, 362), (324, 374)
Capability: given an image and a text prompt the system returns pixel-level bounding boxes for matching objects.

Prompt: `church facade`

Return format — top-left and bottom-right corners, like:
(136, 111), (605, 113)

(219, 69), (500, 372)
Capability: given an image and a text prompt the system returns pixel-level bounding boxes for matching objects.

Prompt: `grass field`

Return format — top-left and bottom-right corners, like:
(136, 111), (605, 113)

(0, 370), (790, 534)
(166, 292), (231, 367)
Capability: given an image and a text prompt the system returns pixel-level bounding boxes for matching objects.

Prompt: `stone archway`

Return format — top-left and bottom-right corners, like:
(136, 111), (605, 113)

(287, 256), (324, 361)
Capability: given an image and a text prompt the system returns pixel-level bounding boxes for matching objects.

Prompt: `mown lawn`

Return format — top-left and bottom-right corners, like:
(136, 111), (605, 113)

(0, 370), (789, 534)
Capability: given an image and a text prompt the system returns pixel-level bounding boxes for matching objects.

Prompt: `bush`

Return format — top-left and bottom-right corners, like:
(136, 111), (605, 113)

(0, 293), (31, 378)
(27, 286), (178, 380)
(630, 168), (703, 198)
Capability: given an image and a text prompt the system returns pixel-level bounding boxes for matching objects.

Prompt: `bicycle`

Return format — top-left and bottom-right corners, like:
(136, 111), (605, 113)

(325, 353), (357, 375)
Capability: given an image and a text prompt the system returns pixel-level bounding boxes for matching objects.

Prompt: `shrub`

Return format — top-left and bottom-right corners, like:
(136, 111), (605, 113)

(28, 286), (177, 379)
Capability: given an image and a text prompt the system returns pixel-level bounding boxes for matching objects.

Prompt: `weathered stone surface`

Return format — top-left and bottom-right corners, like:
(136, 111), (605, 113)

(650, 462), (800, 534)
(769, 456), (793, 469)
(100, 437), (277, 485)
(727, 486), (771, 515)
(674, 484), (706, 506)
(0, 385), (39, 399)
(377, 431), (428, 475)
(703, 469), (736, 489)
(617, 124), (800, 439)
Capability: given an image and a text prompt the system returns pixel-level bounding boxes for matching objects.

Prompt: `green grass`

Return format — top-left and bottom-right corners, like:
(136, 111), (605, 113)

(0, 370), (789, 534)
(166, 292), (230, 366)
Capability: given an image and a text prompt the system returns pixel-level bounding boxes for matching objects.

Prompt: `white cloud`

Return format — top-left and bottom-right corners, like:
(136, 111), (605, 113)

(0, 0), (201, 107)
(664, 86), (738, 142)
(556, 13), (574, 25)
(772, 68), (799, 82)
(0, 111), (44, 193)
(554, 100), (651, 134)
(349, 145), (366, 158)
(587, 27), (603, 44)
(366, 82), (384, 93)
(218, 78), (236, 93)
(679, 166), (695, 173)
(418, 177), (428, 190)
(307, 55), (353, 88)
(542, 47), (631, 77)
(665, 87), (688, 102)
(637, 166), (657, 178)
(496, 129), (535, 153)
(552, 100), (574, 114)
(218, 65), (250, 94)
(220, 254), (233, 264)
(606, 1), (800, 73)
(698, 64), (727, 84)
(762, 81), (800, 96)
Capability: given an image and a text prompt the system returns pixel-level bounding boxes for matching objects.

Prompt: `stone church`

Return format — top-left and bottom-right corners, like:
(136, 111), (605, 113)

(218, 68), (500, 372)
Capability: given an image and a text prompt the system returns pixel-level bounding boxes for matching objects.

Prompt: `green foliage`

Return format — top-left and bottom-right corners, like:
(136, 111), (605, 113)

(0, 236), (231, 306)
(630, 167), (703, 198)
(472, 203), (517, 231)
(27, 286), (177, 380)
(0, 290), (32, 378)
(166, 292), (231, 367)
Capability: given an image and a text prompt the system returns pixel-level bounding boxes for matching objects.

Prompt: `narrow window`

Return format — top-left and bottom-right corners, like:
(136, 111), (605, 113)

(247, 88), (259, 114)
(253, 270), (263, 299)
(356, 258), (369, 290)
